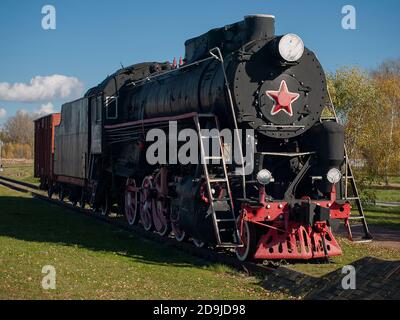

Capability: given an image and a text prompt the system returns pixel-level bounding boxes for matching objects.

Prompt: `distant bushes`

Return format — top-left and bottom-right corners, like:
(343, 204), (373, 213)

(0, 111), (34, 160)
(1, 143), (33, 159)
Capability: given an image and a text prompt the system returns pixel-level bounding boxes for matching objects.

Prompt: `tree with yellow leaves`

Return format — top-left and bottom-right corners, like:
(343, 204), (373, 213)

(372, 61), (400, 183)
(328, 59), (400, 185)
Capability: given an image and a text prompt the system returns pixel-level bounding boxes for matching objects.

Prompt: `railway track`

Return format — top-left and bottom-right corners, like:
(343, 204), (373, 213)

(0, 175), (277, 277)
(0, 175), (40, 190)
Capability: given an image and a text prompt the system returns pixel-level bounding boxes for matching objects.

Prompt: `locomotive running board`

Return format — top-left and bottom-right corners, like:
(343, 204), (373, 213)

(194, 114), (243, 248)
(321, 93), (373, 242)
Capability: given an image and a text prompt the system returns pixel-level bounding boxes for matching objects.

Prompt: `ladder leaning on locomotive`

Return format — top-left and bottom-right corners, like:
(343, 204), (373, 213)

(34, 14), (372, 262)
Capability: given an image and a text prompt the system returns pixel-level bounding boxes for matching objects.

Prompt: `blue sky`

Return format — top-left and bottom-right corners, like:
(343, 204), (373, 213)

(0, 0), (399, 125)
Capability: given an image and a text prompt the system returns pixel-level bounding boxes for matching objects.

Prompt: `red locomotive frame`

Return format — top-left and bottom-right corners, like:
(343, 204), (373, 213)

(239, 185), (351, 260)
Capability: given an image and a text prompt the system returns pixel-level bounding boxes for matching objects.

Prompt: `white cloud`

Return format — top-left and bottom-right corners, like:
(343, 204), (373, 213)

(35, 102), (55, 115)
(32, 102), (58, 120)
(0, 74), (84, 103)
(0, 107), (6, 119)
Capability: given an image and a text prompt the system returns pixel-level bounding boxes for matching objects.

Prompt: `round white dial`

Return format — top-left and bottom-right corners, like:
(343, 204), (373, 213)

(278, 34), (304, 62)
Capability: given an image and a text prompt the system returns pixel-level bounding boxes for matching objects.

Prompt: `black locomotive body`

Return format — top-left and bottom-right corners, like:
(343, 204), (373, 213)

(38, 15), (354, 261)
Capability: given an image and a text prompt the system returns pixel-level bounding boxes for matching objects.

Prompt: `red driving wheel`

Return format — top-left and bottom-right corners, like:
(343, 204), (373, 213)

(125, 178), (139, 226)
(140, 176), (156, 231)
(153, 169), (171, 236)
(153, 199), (171, 236)
(170, 204), (187, 242)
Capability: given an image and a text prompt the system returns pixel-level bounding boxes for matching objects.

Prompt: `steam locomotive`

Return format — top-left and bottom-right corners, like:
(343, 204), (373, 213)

(34, 15), (353, 261)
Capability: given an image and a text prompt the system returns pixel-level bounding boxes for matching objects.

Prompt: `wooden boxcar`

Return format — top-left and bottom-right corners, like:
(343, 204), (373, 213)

(34, 113), (61, 188)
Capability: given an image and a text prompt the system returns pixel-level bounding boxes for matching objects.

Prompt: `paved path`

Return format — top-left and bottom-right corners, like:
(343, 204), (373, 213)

(375, 201), (400, 207)
(263, 257), (400, 299)
(339, 224), (400, 250)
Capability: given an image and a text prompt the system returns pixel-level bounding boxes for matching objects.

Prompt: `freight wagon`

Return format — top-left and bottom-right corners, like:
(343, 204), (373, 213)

(34, 113), (60, 192)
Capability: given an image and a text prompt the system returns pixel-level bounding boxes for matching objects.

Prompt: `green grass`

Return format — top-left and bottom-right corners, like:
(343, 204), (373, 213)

(389, 176), (400, 185)
(365, 188), (400, 203)
(0, 185), (286, 300)
(1, 182), (400, 298)
(363, 205), (400, 230)
(0, 164), (39, 185)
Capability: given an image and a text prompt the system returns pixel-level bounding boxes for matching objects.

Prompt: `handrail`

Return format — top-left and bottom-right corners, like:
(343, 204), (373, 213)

(209, 47), (247, 199)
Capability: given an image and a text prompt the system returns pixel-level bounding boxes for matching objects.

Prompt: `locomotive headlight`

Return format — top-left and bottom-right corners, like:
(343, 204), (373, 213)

(327, 168), (342, 184)
(278, 34), (304, 62)
(257, 169), (274, 185)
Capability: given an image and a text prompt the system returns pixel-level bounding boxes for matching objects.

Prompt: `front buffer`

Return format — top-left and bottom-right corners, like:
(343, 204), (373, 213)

(236, 186), (351, 261)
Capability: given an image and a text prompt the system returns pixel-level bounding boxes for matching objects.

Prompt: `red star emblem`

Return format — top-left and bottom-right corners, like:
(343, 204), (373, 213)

(266, 80), (300, 117)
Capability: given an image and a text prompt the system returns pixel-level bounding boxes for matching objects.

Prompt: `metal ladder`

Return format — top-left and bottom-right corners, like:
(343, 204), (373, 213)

(194, 114), (243, 248)
(209, 47), (247, 199)
(343, 161), (373, 241)
(321, 96), (373, 242)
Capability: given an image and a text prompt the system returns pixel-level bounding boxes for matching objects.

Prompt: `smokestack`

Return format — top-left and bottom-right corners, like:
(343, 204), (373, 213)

(244, 14), (276, 40)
